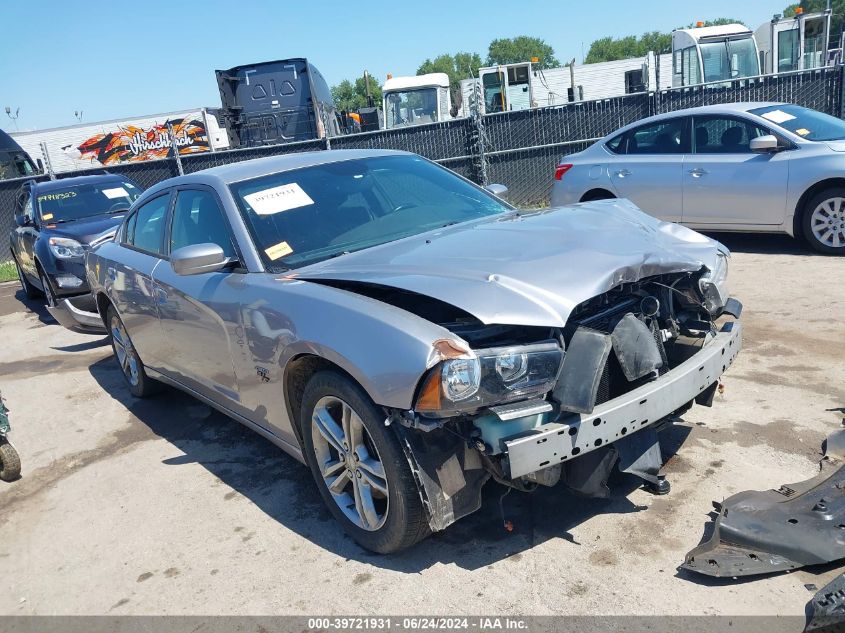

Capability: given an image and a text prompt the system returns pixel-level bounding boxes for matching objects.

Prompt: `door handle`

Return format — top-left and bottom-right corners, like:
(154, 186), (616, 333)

(615, 169), (631, 178)
(688, 168), (708, 178)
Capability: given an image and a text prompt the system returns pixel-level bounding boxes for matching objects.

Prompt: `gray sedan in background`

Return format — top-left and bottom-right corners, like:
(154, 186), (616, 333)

(67, 149), (741, 553)
(551, 102), (845, 254)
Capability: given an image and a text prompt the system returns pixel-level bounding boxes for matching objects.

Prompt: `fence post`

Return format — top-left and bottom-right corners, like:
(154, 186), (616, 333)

(469, 83), (488, 186)
(839, 63), (845, 119)
(39, 141), (56, 180)
(167, 123), (184, 176)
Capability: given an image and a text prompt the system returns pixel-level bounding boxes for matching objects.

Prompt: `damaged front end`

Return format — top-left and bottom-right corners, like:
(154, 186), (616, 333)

(681, 428), (845, 578)
(386, 265), (742, 532)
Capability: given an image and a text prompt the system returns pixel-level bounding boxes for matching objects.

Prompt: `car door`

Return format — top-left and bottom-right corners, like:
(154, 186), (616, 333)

(152, 186), (242, 406)
(608, 117), (689, 222)
(109, 192), (171, 370)
(14, 186), (38, 279)
(682, 114), (790, 225)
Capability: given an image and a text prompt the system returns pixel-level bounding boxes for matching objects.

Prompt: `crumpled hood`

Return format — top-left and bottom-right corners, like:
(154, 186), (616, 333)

(44, 213), (125, 245)
(294, 199), (726, 327)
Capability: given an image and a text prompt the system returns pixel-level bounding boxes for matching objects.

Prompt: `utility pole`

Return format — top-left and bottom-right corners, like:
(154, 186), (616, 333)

(4, 106), (20, 131)
(364, 70), (373, 108)
(74, 110), (83, 123)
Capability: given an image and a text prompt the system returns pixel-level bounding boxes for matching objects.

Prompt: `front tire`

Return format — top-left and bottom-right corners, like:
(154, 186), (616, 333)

(14, 257), (40, 300)
(0, 442), (21, 482)
(300, 371), (429, 553)
(38, 267), (57, 308)
(802, 188), (845, 254)
(106, 305), (159, 398)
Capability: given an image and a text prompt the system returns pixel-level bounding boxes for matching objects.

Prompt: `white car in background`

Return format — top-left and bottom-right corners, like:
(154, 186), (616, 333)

(551, 102), (845, 254)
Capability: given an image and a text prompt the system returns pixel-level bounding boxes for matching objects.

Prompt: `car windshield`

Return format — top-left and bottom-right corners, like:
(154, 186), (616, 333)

(749, 104), (845, 141)
(36, 180), (141, 223)
(385, 88), (440, 127)
(700, 36), (758, 82)
(230, 155), (513, 270)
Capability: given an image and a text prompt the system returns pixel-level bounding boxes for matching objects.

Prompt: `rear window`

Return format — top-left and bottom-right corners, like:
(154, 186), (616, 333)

(605, 134), (625, 154)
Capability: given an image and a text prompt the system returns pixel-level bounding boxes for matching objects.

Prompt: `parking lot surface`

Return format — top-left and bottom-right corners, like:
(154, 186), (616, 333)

(0, 234), (843, 616)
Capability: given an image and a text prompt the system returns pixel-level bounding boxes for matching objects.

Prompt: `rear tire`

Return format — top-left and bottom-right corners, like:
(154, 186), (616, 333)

(802, 188), (845, 255)
(0, 442), (21, 482)
(14, 257), (40, 300)
(299, 370), (429, 553)
(106, 305), (159, 398)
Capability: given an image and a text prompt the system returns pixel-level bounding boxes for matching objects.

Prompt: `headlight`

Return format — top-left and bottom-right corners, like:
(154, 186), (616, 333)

(48, 237), (84, 259)
(416, 342), (563, 416)
(699, 251), (729, 315)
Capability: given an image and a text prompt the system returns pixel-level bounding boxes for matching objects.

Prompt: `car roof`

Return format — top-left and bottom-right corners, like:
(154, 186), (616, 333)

(34, 173), (131, 192)
(608, 102), (788, 135)
(139, 149), (413, 200)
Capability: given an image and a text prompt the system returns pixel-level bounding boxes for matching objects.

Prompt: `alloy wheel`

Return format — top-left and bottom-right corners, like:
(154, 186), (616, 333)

(111, 315), (140, 387)
(40, 272), (56, 307)
(310, 396), (389, 531)
(810, 197), (845, 249)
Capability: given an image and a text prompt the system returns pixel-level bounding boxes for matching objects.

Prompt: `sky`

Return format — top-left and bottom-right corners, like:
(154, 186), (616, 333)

(1, 0), (790, 132)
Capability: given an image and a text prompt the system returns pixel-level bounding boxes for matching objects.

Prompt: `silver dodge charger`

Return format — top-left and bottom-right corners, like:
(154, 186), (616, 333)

(73, 149), (741, 553)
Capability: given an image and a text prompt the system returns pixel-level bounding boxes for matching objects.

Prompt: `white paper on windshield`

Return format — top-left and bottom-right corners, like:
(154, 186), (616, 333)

(244, 183), (314, 215)
(760, 109), (796, 124)
(102, 187), (129, 199)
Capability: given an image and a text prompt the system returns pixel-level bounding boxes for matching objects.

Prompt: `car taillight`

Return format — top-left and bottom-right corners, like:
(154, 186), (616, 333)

(554, 164), (573, 180)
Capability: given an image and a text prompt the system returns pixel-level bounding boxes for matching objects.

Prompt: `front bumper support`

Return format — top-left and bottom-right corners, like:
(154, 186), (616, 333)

(504, 321), (742, 479)
(47, 297), (106, 335)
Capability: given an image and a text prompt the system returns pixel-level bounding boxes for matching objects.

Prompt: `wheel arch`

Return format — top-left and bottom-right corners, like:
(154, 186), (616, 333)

(95, 291), (113, 328)
(580, 188), (616, 202)
(283, 353), (371, 451)
(793, 178), (845, 239)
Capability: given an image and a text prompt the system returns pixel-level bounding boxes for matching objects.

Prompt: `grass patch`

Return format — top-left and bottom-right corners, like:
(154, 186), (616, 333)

(0, 260), (17, 283)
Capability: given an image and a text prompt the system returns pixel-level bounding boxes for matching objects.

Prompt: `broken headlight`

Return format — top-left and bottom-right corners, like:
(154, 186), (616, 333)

(416, 342), (563, 416)
(699, 251), (730, 315)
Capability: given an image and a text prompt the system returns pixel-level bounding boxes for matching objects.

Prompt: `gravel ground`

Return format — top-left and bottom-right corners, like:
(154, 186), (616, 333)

(0, 233), (842, 617)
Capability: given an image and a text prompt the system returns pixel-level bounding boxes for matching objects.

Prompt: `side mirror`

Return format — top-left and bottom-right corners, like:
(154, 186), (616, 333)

(14, 214), (30, 228)
(485, 183), (509, 200)
(171, 243), (231, 276)
(750, 135), (780, 153)
(36, 158), (44, 173)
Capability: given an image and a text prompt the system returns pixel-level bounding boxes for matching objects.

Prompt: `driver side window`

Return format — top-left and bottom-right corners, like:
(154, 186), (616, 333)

(170, 189), (236, 258)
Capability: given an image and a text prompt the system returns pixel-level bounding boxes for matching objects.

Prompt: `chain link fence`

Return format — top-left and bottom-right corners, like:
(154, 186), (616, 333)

(3, 65), (843, 259)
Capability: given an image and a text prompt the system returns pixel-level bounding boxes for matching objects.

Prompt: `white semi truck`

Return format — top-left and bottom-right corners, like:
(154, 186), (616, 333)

(382, 73), (453, 129)
(755, 8), (832, 73)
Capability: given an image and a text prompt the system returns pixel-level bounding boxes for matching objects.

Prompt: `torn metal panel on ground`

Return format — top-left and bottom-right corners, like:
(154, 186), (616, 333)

(681, 429), (845, 578)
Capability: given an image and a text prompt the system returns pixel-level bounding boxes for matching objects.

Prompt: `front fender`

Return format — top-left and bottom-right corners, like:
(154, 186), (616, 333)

(246, 277), (463, 409)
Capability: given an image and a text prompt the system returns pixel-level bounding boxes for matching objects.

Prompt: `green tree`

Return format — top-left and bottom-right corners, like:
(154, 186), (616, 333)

(585, 19), (744, 63)
(784, 0), (843, 42)
(331, 74), (382, 112)
(486, 36), (560, 69)
(417, 52), (483, 113)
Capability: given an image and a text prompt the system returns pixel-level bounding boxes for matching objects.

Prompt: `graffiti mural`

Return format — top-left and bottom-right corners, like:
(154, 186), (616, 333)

(74, 117), (210, 165)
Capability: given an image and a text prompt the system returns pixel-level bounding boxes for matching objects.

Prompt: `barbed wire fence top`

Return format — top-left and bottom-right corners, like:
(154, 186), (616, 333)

(2, 65), (842, 258)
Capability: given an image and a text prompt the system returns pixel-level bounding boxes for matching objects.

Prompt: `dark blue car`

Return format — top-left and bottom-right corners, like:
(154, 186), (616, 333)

(8, 173), (142, 332)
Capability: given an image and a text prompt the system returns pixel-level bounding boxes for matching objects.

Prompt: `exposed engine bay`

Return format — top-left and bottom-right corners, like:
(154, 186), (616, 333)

(355, 267), (743, 532)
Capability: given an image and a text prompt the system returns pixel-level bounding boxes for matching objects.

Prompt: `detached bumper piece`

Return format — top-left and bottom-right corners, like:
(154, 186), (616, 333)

(806, 574), (845, 632)
(47, 296), (106, 335)
(681, 429), (845, 578)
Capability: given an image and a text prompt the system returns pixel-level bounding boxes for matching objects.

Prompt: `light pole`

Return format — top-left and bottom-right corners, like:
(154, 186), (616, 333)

(5, 106), (20, 131)
(74, 110), (83, 123)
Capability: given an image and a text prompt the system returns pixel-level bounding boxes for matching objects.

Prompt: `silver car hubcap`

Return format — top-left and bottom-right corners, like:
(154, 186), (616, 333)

(811, 197), (845, 248)
(40, 273), (56, 307)
(111, 315), (140, 387)
(311, 396), (389, 531)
